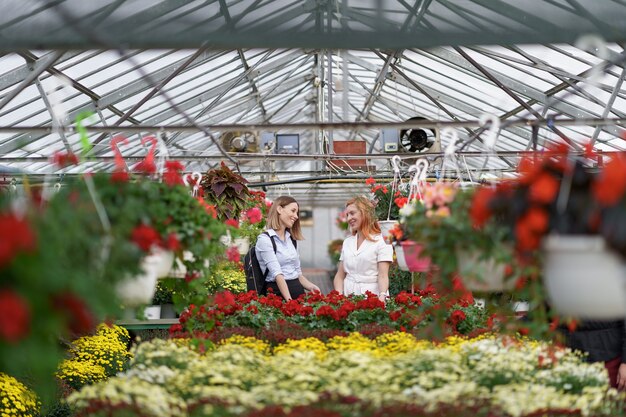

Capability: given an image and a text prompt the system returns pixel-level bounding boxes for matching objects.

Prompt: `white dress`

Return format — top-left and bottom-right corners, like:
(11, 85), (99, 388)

(339, 233), (394, 296)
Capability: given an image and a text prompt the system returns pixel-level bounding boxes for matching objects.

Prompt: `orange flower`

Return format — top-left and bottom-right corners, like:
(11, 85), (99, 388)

(529, 172), (560, 204)
(593, 153), (626, 206)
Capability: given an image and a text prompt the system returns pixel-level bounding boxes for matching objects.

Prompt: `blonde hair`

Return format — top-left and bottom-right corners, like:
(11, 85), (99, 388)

(345, 195), (380, 241)
(266, 195), (304, 240)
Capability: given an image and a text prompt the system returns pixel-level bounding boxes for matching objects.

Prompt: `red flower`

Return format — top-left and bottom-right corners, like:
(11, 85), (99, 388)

(0, 289), (31, 343)
(448, 309), (466, 326)
(214, 291), (237, 311)
(394, 197), (408, 208)
(593, 153), (626, 206)
(0, 212), (37, 268)
(52, 292), (95, 336)
(163, 161), (185, 186)
(225, 219), (239, 228)
(226, 246), (240, 263)
(389, 311), (402, 321)
(315, 305), (335, 318)
(529, 172), (560, 204)
(469, 186), (496, 228)
(196, 197), (218, 218)
(162, 233), (181, 251)
(525, 207), (549, 232)
(365, 177), (376, 186)
(110, 170), (130, 183)
(52, 151), (79, 168)
(245, 207), (263, 224)
(131, 224), (161, 252)
(133, 159), (156, 174)
(184, 271), (201, 283)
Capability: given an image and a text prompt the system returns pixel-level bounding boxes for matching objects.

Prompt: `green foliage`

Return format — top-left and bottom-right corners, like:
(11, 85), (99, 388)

(367, 178), (409, 221)
(206, 262), (247, 294)
(151, 280), (174, 305)
(388, 264), (412, 296)
(402, 186), (522, 289)
(200, 162), (251, 220)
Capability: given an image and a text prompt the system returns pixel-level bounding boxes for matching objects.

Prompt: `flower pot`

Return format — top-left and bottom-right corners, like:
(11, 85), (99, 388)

(116, 253), (162, 307)
(143, 305), (161, 320)
(233, 237), (250, 256)
(151, 247), (175, 278)
(394, 245), (409, 271)
(397, 240), (431, 272)
(456, 249), (515, 292)
(169, 251), (210, 278)
(543, 235), (626, 319)
(379, 220), (399, 240)
(160, 304), (177, 319)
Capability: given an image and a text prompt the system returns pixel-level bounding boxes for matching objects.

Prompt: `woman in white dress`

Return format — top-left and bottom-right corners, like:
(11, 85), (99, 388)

(333, 196), (394, 303)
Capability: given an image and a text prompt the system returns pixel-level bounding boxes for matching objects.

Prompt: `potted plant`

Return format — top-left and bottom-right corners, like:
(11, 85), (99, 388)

(399, 182), (524, 293)
(59, 162), (227, 310)
(472, 144), (626, 318)
(200, 162), (251, 221)
(365, 177), (409, 237)
(229, 190), (269, 255)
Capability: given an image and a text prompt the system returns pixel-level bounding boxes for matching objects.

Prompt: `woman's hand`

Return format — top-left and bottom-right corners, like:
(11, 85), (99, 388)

(307, 283), (321, 292)
(378, 292), (388, 304)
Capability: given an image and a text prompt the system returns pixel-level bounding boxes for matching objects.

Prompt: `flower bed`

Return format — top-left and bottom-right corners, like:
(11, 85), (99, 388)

(65, 334), (626, 417)
(170, 290), (488, 340)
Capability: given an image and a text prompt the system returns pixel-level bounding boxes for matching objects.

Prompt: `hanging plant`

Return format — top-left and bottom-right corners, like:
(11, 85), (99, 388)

(200, 162), (251, 221)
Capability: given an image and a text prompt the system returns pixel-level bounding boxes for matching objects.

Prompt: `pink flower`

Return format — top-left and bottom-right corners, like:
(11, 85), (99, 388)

(245, 207), (263, 224)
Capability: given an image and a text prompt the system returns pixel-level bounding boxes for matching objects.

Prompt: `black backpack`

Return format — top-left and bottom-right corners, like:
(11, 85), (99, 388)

(244, 231), (297, 295)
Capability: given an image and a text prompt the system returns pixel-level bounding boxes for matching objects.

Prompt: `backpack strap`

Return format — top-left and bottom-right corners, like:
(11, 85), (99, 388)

(262, 232), (297, 279)
(262, 231), (276, 280)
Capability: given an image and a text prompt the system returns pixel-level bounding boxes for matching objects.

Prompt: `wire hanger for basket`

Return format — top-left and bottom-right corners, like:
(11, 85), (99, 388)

(408, 158), (429, 204)
(384, 155), (402, 221)
(477, 113), (501, 182)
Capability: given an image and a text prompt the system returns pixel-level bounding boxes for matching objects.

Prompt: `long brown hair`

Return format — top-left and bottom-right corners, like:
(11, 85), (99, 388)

(266, 195), (304, 240)
(345, 195), (380, 241)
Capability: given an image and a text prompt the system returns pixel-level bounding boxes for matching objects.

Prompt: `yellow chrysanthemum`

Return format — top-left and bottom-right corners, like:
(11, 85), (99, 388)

(220, 335), (271, 355)
(326, 332), (376, 352)
(0, 373), (40, 417)
(273, 338), (328, 360)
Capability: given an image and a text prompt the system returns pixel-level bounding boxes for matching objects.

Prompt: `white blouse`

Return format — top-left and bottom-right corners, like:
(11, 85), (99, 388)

(339, 233), (393, 296)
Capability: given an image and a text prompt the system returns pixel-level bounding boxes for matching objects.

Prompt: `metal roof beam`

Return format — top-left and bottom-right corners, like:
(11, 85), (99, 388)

(91, 47), (207, 146)
(422, 46), (625, 138)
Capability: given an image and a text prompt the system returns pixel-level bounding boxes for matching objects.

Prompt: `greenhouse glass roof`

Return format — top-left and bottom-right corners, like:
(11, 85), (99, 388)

(1, 0), (626, 205)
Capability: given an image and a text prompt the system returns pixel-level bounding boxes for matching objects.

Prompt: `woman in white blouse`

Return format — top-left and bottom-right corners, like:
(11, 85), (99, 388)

(256, 195), (320, 301)
(333, 196), (394, 302)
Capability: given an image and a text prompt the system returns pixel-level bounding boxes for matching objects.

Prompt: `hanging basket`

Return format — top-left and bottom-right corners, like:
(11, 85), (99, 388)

(117, 249), (169, 307)
(456, 248), (515, 292)
(394, 240), (430, 272)
(543, 235), (626, 319)
(151, 247), (175, 278)
(379, 220), (399, 240)
(233, 237), (250, 256)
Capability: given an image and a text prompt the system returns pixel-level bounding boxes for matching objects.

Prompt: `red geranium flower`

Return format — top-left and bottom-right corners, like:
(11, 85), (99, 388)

(52, 292), (95, 336)
(245, 207), (263, 224)
(52, 151), (79, 168)
(0, 289), (31, 343)
(226, 246), (240, 263)
(225, 219), (239, 228)
(131, 224), (161, 252)
(163, 161), (185, 186)
(0, 212), (37, 268)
